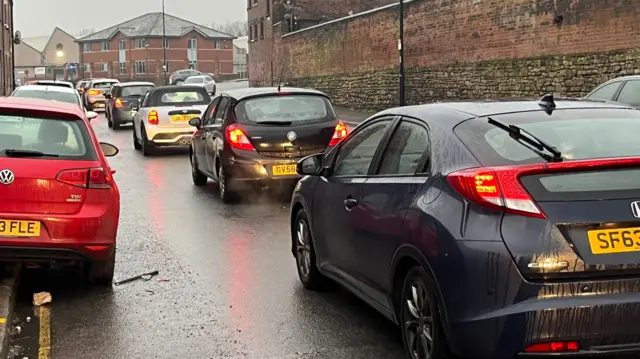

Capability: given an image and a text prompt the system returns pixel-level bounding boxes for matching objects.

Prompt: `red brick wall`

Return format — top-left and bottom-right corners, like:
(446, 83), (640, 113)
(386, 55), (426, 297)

(250, 0), (640, 110)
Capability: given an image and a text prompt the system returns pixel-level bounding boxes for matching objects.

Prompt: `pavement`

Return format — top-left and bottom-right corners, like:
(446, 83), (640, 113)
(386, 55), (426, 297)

(3, 82), (402, 359)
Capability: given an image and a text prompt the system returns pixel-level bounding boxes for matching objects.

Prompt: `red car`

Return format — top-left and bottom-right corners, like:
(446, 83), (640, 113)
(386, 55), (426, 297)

(0, 97), (120, 285)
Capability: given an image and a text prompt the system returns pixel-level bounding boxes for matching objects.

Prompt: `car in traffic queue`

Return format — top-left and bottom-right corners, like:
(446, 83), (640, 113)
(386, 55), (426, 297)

(76, 78), (93, 96)
(26, 80), (74, 89)
(189, 87), (349, 202)
(83, 78), (119, 111)
(0, 97), (120, 285)
(585, 75), (640, 107)
(11, 85), (99, 122)
(183, 75), (216, 95)
(290, 95), (640, 359)
(131, 85), (210, 156)
(104, 81), (155, 130)
(169, 69), (202, 85)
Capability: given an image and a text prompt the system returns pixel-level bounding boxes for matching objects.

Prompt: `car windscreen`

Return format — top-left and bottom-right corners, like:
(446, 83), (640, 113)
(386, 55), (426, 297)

(453, 108), (640, 166)
(149, 89), (210, 106)
(185, 77), (204, 84)
(12, 89), (80, 105)
(93, 82), (117, 89)
(0, 115), (96, 160)
(234, 95), (335, 124)
(122, 85), (154, 97)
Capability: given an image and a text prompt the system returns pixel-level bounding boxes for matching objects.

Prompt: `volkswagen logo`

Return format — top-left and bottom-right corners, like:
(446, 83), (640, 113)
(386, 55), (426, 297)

(0, 169), (14, 185)
(632, 201), (640, 219)
(287, 131), (297, 142)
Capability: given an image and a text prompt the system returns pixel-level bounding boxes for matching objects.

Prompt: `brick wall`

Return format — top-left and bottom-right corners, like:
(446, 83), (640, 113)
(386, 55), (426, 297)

(250, 0), (640, 111)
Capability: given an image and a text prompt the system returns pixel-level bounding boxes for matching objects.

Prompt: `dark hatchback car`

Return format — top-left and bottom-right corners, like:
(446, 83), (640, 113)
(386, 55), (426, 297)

(585, 75), (640, 107)
(104, 82), (155, 130)
(291, 96), (640, 358)
(189, 87), (348, 202)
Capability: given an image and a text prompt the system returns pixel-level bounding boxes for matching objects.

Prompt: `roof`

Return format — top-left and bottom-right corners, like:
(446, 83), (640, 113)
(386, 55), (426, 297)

(152, 84), (208, 92)
(29, 80), (73, 87)
(76, 12), (235, 42)
(221, 87), (327, 101)
(90, 79), (119, 84)
(117, 81), (155, 87)
(16, 85), (78, 93)
(22, 27), (76, 52)
(0, 97), (84, 117)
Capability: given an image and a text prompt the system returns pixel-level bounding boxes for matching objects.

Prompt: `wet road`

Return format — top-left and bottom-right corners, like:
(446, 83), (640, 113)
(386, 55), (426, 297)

(8, 84), (404, 358)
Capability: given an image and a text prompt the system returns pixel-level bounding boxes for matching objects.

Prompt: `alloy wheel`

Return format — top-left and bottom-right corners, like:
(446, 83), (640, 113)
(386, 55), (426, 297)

(296, 220), (311, 278)
(404, 279), (434, 359)
(190, 152), (197, 176)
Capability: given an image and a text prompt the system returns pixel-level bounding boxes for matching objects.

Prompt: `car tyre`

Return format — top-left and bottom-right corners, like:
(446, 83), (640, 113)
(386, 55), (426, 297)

(141, 125), (154, 157)
(112, 116), (121, 130)
(133, 127), (142, 150)
(217, 166), (237, 203)
(293, 210), (330, 290)
(400, 266), (450, 359)
(85, 250), (115, 287)
(190, 149), (207, 186)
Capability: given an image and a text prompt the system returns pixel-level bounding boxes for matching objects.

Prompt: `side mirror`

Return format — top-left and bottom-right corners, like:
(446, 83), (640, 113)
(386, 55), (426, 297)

(86, 111), (98, 120)
(100, 142), (119, 157)
(297, 154), (324, 176)
(188, 117), (201, 128)
(130, 103), (139, 111)
(104, 93), (112, 99)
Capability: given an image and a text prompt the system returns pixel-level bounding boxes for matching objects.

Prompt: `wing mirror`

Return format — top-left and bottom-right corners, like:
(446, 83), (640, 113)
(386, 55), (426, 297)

(104, 93), (112, 99)
(130, 103), (139, 112)
(100, 142), (119, 157)
(297, 153), (325, 176)
(86, 111), (98, 120)
(188, 117), (202, 128)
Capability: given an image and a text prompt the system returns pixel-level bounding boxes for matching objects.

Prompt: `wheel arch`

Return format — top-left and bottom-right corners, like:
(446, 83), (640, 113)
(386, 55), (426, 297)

(289, 196), (311, 257)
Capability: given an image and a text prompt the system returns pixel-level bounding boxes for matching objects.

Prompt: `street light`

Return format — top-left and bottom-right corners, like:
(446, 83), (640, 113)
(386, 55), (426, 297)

(56, 50), (64, 58)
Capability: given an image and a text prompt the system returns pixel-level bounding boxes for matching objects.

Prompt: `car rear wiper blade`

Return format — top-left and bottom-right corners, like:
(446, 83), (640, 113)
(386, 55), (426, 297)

(4, 149), (60, 158)
(255, 121), (293, 126)
(487, 117), (563, 162)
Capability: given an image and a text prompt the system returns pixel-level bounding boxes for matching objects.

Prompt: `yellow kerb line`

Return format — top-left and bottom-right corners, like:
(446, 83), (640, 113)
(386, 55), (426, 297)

(38, 306), (51, 359)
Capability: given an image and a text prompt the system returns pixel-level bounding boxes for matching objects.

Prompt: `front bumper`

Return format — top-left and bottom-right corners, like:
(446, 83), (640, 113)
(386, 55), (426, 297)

(146, 125), (194, 147)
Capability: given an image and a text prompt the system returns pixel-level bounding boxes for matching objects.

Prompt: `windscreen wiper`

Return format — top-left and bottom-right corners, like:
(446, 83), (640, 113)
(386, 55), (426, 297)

(255, 121), (293, 126)
(4, 149), (60, 158)
(487, 117), (563, 162)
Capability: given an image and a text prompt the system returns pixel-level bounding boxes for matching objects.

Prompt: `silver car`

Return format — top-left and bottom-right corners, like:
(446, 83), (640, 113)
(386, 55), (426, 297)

(10, 85), (99, 121)
(183, 75), (216, 95)
(131, 85), (211, 156)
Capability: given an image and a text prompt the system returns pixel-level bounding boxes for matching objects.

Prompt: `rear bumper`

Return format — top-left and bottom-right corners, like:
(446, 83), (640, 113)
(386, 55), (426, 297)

(0, 245), (113, 262)
(225, 154), (302, 192)
(112, 108), (135, 124)
(146, 125), (195, 147)
(88, 99), (106, 110)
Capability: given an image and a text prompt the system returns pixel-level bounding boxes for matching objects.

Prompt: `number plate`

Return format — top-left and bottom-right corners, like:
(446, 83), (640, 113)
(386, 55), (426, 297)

(94, 103), (104, 108)
(0, 219), (41, 237)
(272, 164), (297, 176)
(172, 115), (197, 123)
(587, 227), (640, 254)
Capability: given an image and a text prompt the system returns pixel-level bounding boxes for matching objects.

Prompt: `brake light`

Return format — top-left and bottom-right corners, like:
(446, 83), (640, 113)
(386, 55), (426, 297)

(115, 98), (124, 108)
(148, 110), (158, 125)
(88, 89), (100, 96)
(329, 121), (348, 146)
(225, 124), (254, 151)
(56, 168), (112, 189)
(525, 341), (579, 353)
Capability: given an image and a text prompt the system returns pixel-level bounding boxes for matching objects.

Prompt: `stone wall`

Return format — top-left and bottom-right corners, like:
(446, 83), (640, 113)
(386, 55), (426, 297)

(250, 0), (640, 111)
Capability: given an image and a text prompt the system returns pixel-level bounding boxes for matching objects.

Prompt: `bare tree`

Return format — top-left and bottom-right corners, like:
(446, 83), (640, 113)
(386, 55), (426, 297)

(209, 20), (248, 37)
(75, 28), (96, 38)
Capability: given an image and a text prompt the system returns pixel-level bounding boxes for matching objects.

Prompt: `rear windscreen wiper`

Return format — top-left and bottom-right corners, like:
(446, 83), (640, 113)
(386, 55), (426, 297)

(3, 149), (60, 158)
(255, 121), (293, 126)
(487, 117), (563, 162)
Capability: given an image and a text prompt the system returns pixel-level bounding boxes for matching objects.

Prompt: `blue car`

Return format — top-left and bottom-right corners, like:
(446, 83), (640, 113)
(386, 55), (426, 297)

(290, 95), (640, 358)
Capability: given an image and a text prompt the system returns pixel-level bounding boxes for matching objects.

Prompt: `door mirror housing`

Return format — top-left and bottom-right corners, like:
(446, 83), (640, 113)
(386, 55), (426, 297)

(188, 117), (201, 128)
(297, 154), (325, 176)
(100, 142), (119, 157)
(130, 103), (139, 111)
(104, 93), (112, 99)
(85, 111), (98, 120)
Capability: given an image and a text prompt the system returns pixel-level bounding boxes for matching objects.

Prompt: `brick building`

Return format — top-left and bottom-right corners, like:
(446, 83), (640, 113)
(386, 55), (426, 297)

(76, 12), (235, 84)
(250, 0), (640, 111)
(0, 0), (14, 95)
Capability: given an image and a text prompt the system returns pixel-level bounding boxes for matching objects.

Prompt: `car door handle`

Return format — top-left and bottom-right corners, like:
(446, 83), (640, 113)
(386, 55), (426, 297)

(344, 198), (359, 211)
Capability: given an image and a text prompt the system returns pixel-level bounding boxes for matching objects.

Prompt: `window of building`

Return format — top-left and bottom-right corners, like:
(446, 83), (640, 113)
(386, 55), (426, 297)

(83, 43), (91, 52)
(135, 61), (146, 74)
(266, 0), (270, 17)
(83, 63), (90, 73)
(249, 26), (253, 41)
(119, 62), (126, 75)
(100, 41), (109, 51)
(101, 63), (108, 72)
(253, 24), (258, 40)
(247, 0), (251, 9)
(118, 40), (126, 50)
(260, 19), (264, 39)
(188, 61), (197, 70)
(163, 61), (170, 73)
(253, 0), (257, 5)
(164, 38), (170, 48)
(135, 38), (146, 49)
(188, 38), (197, 49)
(214, 40), (221, 49)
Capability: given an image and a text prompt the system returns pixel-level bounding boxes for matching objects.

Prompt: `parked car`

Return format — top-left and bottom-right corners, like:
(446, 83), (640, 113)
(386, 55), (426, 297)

(83, 78), (119, 111)
(189, 87), (348, 202)
(183, 75), (216, 95)
(0, 97), (120, 285)
(290, 95), (640, 358)
(131, 85), (210, 156)
(11, 85), (98, 121)
(26, 80), (74, 89)
(585, 75), (640, 107)
(169, 69), (202, 85)
(104, 82), (155, 130)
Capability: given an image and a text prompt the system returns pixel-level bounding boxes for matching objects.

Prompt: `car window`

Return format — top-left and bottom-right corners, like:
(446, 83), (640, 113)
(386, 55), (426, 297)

(93, 82), (117, 90)
(378, 121), (430, 175)
(333, 120), (391, 177)
(214, 98), (229, 124)
(204, 97), (221, 126)
(153, 89), (209, 106)
(12, 89), (80, 105)
(235, 95), (335, 124)
(141, 92), (151, 107)
(615, 80), (640, 107)
(204, 76), (213, 82)
(122, 85), (154, 97)
(586, 82), (621, 101)
(0, 115), (96, 160)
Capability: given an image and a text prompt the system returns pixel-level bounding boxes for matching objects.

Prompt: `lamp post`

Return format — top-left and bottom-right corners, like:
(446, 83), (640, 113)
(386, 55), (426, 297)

(162, 0), (167, 85)
(399, 0), (405, 107)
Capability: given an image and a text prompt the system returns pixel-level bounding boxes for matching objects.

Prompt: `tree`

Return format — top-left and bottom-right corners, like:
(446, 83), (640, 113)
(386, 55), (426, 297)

(209, 20), (248, 37)
(75, 28), (96, 38)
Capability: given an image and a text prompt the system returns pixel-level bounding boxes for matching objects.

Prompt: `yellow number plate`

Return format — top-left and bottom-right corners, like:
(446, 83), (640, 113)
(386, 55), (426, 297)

(172, 115), (197, 123)
(587, 227), (640, 254)
(272, 164), (297, 176)
(0, 219), (41, 237)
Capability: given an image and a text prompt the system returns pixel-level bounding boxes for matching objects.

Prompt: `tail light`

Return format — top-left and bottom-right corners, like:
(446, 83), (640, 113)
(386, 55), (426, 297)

(525, 341), (579, 353)
(225, 124), (254, 151)
(148, 110), (158, 125)
(88, 89), (100, 96)
(56, 168), (113, 189)
(329, 121), (348, 146)
(114, 98), (124, 108)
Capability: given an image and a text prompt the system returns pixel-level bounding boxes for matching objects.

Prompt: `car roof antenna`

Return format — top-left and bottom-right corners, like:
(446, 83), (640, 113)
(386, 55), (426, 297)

(538, 93), (556, 115)
(277, 61), (287, 92)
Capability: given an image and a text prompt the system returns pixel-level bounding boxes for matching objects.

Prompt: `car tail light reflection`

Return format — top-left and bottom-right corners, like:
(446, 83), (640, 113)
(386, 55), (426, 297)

(87, 89), (100, 96)
(115, 98), (124, 108)
(329, 120), (348, 146)
(148, 110), (158, 125)
(225, 124), (254, 151)
(525, 341), (579, 353)
(56, 168), (113, 189)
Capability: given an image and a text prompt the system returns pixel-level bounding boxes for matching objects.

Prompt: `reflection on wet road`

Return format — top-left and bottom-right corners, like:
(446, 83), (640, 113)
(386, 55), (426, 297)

(9, 106), (404, 358)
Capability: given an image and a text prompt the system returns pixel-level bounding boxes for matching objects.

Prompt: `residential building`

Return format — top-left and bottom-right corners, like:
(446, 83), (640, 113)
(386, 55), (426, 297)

(0, 0), (14, 94)
(233, 36), (248, 79)
(14, 27), (79, 83)
(76, 12), (235, 84)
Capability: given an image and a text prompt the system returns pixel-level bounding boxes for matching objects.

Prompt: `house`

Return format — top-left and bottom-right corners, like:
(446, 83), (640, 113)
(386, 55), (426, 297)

(233, 36), (248, 79)
(14, 27), (79, 83)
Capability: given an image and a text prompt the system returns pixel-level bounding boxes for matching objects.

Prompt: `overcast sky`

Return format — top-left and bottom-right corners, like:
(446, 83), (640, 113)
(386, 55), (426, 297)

(15, 0), (247, 38)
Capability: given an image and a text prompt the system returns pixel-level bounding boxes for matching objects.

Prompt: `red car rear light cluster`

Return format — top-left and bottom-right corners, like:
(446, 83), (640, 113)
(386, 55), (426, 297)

(148, 110), (159, 125)
(329, 121), (348, 146)
(525, 341), (579, 353)
(87, 89), (100, 96)
(56, 168), (113, 189)
(114, 98), (124, 108)
(225, 124), (255, 151)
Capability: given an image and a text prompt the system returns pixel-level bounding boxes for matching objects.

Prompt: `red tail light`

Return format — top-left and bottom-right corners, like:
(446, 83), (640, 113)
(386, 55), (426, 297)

(88, 89), (100, 96)
(148, 110), (158, 125)
(115, 98), (124, 108)
(525, 341), (579, 353)
(329, 120), (348, 146)
(56, 168), (113, 189)
(225, 124), (254, 151)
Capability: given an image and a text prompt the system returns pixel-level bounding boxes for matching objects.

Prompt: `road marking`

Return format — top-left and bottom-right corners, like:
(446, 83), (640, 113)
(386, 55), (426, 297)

(38, 306), (51, 359)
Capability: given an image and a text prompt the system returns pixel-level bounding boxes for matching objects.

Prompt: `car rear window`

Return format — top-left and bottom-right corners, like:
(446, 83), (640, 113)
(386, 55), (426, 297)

(122, 85), (154, 97)
(149, 89), (210, 106)
(12, 89), (79, 105)
(93, 82), (117, 89)
(234, 95), (335, 124)
(0, 115), (96, 160)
